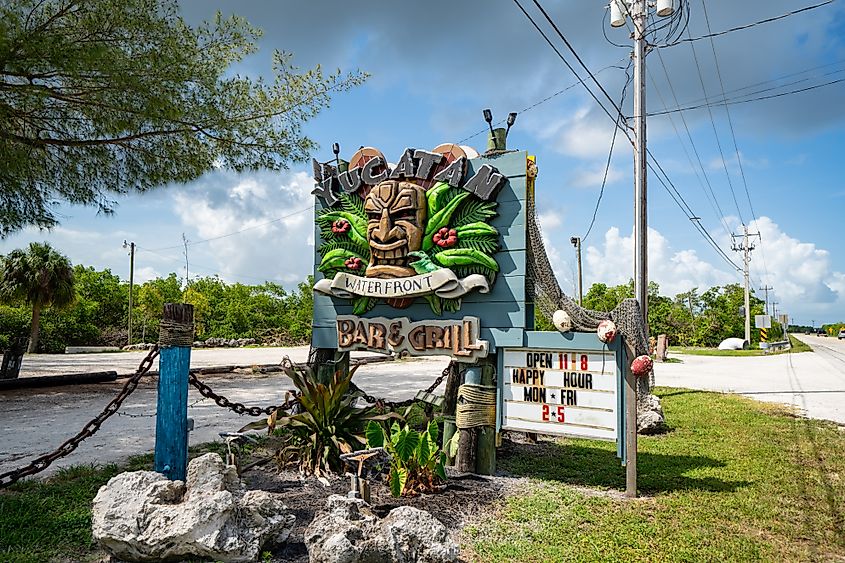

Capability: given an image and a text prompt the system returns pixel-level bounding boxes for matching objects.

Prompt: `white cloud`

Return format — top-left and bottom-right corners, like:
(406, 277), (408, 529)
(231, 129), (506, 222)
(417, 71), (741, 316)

(581, 226), (736, 297)
(538, 211), (563, 231)
(570, 164), (623, 189)
(171, 169), (315, 286)
(532, 106), (619, 160)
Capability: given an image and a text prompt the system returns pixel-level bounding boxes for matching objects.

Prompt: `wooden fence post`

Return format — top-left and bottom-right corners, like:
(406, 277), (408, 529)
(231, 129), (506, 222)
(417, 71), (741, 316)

(154, 303), (194, 481)
(441, 362), (460, 466)
(476, 356), (497, 475)
(455, 366), (480, 474)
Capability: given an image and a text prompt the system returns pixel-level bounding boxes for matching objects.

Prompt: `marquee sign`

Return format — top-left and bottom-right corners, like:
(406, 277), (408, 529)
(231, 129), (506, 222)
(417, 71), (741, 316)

(311, 145), (505, 316)
(500, 347), (620, 441)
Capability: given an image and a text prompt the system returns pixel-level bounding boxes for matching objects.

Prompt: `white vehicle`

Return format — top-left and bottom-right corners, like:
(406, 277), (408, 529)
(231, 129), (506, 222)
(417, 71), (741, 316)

(838, 329), (845, 340)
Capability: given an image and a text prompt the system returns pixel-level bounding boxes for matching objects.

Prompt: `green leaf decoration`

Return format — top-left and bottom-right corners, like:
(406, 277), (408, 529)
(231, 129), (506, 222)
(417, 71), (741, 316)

(319, 239), (370, 259)
(317, 210), (368, 248)
(352, 296), (374, 315)
(442, 297), (462, 312)
(338, 192), (365, 217)
(394, 429), (420, 462)
(423, 191), (471, 252)
(433, 248), (499, 272)
(365, 421), (385, 448)
(425, 294), (442, 315)
(390, 466), (408, 497)
(318, 248), (364, 274)
(456, 222), (498, 237)
(426, 181), (452, 218)
(454, 199), (497, 227)
(457, 236), (499, 255)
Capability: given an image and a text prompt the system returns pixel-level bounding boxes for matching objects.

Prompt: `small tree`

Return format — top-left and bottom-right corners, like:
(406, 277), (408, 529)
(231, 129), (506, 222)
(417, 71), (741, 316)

(0, 243), (76, 352)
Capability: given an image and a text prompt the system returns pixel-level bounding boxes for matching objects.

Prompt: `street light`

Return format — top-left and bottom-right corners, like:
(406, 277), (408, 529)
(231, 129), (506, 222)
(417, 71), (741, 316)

(570, 236), (583, 306)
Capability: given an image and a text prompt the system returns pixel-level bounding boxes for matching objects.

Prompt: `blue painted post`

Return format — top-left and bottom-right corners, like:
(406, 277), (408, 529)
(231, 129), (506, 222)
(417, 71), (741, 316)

(154, 303), (193, 481)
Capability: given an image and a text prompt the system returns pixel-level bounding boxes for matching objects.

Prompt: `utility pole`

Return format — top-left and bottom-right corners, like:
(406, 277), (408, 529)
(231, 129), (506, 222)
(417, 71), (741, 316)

(570, 236), (583, 305)
(732, 225), (759, 344)
(632, 0), (648, 327)
(123, 240), (135, 346)
(759, 285), (773, 316)
(772, 301), (779, 320)
(182, 233), (190, 285)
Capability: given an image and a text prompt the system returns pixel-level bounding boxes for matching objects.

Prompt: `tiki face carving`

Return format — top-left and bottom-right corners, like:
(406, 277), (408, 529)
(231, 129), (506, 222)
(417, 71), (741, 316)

(364, 180), (427, 277)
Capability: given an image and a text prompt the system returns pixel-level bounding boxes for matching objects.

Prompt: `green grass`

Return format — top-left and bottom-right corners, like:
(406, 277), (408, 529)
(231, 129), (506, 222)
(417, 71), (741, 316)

(0, 443), (226, 563)
(468, 387), (845, 562)
(671, 334), (812, 356)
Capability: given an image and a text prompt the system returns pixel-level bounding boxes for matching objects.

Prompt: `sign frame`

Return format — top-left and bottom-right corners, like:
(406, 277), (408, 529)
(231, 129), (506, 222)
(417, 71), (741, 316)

(754, 314), (771, 329)
(497, 330), (628, 461)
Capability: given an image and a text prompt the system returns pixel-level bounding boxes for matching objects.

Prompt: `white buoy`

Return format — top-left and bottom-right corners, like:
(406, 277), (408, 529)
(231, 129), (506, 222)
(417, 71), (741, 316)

(552, 310), (573, 332)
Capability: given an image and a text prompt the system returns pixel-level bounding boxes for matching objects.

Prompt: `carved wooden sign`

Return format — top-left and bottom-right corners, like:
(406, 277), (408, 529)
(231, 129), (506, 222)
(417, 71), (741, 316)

(312, 145), (505, 316)
(336, 315), (488, 360)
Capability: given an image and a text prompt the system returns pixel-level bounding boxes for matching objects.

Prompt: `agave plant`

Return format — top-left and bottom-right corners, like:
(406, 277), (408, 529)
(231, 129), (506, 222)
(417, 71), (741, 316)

(258, 360), (399, 476)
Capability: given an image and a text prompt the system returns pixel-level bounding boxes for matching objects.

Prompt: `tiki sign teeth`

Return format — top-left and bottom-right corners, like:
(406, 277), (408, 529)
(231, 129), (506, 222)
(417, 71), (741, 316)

(336, 315), (489, 360)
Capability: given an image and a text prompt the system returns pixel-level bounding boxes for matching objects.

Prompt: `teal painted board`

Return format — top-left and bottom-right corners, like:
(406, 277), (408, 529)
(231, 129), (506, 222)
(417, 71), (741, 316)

(311, 150), (529, 351)
(154, 345), (191, 481)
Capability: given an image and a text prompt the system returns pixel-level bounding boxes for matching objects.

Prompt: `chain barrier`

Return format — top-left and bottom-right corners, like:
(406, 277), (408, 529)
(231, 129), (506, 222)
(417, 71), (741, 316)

(188, 372), (298, 417)
(349, 362), (452, 410)
(0, 346), (161, 489)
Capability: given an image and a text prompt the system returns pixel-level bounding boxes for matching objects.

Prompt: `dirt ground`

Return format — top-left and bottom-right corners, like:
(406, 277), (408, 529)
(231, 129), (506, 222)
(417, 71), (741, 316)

(241, 451), (530, 562)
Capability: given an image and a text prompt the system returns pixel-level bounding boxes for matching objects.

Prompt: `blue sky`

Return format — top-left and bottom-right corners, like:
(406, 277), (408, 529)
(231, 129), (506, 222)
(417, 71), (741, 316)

(2, 0), (844, 326)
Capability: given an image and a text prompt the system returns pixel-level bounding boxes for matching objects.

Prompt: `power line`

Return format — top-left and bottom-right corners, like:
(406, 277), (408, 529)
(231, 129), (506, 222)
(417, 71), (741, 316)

(509, 0), (632, 141)
(649, 74), (845, 117)
(457, 61), (626, 144)
(700, 0), (772, 286)
(514, 0), (741, 273)
(146, 205), (313, 252)
(671, 0), (836, 45)
(583, 60), (633, 242)
(651, 46), (733, 239)
(686, 26), (746, 224)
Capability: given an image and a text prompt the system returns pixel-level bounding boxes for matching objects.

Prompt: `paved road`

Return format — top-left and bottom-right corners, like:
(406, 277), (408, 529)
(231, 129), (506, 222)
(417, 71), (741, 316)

(0, 347), (450, 477)
(4, 336), (844, 479)
(655, 333), (845, 424)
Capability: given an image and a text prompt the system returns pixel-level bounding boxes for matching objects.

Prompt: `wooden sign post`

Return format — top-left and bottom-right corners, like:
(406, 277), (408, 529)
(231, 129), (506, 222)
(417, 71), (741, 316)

(154, 303), (194, 481)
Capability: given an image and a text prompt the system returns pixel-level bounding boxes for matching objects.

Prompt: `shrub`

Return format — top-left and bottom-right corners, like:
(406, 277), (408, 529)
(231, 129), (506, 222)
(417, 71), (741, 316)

(366, 419), (450, 497)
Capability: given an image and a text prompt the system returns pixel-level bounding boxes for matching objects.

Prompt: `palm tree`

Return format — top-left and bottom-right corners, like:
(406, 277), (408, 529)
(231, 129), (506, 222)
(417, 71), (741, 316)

(0, 242), (76, 353)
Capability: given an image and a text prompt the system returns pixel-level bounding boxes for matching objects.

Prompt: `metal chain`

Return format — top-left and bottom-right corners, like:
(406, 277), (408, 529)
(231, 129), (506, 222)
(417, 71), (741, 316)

(188, 372), (298, 417)
(349, 362), (453, 409)
(0, 346), (161, 489)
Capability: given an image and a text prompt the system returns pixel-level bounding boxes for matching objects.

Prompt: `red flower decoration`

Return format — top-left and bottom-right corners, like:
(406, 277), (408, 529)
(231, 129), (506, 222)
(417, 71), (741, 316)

(331, 219), (351, 234)
(344, 257), (363, 270)
(433, 227), (458, 248)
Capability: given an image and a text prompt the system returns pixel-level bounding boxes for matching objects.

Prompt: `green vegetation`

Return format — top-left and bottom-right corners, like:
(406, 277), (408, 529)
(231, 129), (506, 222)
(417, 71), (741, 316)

(366, 420), (449, 497)
(0, 243), (76, 352)
(0, 443), (224, 563)
(0, 251), (314, 352)
(468, 387), (845, 562)
(0, 0), (365, 236)
(255, 362), (397, 477)
(671, 334), (812, 356)
(537, 280), (783, 348)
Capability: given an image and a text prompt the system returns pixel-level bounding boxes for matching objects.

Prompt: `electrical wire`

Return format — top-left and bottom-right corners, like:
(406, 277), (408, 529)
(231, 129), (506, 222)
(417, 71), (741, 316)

(700, 0), (772, 287)
(583, 59), (632, 242)
(671, 0), (835, 45)
(515, 0), (741, 273)
(685, 25), (746, 225)
(651, 47), (733, 239)
(146, 205), (314, 252)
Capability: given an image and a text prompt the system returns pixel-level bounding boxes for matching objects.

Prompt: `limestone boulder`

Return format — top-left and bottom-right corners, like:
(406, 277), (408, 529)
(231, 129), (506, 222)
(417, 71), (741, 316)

(92, 453), (294, 562)
(304, 494), (458, 563)
(638, 393), (669, 435)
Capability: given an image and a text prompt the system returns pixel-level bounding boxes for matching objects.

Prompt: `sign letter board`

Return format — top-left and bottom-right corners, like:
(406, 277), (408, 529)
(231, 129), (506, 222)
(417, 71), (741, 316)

(498, 331), (627, 451)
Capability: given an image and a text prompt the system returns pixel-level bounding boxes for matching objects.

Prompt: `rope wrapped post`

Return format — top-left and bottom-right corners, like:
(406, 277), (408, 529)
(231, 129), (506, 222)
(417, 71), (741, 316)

(455, 358), (498, 475)
(154, 303), (194, 481)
